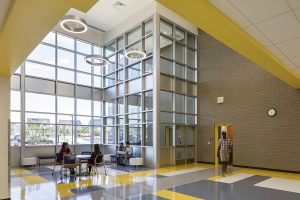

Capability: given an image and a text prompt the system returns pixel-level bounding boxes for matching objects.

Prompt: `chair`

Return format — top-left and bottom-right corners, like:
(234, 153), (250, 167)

(52, 153), (62, 175)
(80, 151), (91, 164)
(62, 155), (78, 177)
(86, 154), (107, 175)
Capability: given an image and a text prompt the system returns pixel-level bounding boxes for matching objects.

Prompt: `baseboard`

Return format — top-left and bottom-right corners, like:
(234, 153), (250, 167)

(233, 164), (300, 174)
(197, 161), (214, 164)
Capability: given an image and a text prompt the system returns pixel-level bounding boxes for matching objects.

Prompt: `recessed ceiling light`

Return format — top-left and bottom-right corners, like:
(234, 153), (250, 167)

(60, 15), (88, 34)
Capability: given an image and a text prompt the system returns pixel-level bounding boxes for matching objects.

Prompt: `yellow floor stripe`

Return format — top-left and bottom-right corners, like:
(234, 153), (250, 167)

(11, 169), (32, 175)
(22, 175), (48, 184)
(154, 190), (203, 200)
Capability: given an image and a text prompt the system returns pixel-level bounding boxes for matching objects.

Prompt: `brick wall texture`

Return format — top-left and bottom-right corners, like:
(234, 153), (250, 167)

(197, 29), (300, 172)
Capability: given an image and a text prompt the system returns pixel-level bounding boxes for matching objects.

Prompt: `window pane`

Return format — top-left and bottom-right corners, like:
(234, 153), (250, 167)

(25, 112), (55, 124)
(127, 113), (141, 124)
(187, 33), (196, 49)
(57, 125), (73, 144)
(175, 28), (185, 43)
(25, 93), (55, 113)
(175, 64), (185, 79)
(160, 20), (173, 37)
(105, 126), (115, 144)
(57, 96), (74, 114)
(187, 68), (196, 82)
(93, 76), (102, 88)
(25, 124), (55, 146)
(127, 63), (141, 79)
(77, 116), (92, 125)
(145, 36), (153, 55)
(76, 126), (92, 144)
(160, 58), (173, 75)
(117, 51), (125, 69)
(128, 125), (141, 145)
(105, 41), (116, 57)
(187, 49), (195, 67)
(160, 91), (173, 111)
(144, 91), (153, 111)
(126, 42), (142, 65)
(160, 112), (173, 123)
(145, 124), (153, 146)
(57, 34), (74, 50)
(144, 111), (153, 123)
(160, 36), (173, 59)
(93, 101), (102, 116)
(28, 44), (55, 65)
(57, 68), (74, 83)
(144, 58), (153, 74)
(117, 70), (125, 82)
(175, 94), (185, 113)
(104, 74), (115, 87)
(42, 32), (55, 45)
(77, 72), (91, 86)
(77, 54), (92, 73)
(11, 91), (20, 110)
(57, 49), (74, 69)
(77, 40), (91, 54)
(128, 26), (141, 45)
(127, 93), (141, 113)
(118, 126), (125, 143)
(117, 98), (124, 114)
(186, 96), (196, 114)
(10, 123), (21, 146)
(94, 127), (102, 144)
(105, 100), (115, 116)
(175, 43), (185, 63)
(145, 19), (153, 35)
(77, 99), (91, 116)
(57, 114), (74, 124)
(25, 62), (55, 80)
(117, 37), (125, 50)
(11, 111), (21, 123)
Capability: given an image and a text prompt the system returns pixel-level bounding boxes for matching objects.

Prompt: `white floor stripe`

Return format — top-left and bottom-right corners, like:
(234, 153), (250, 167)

(215, 173), (254, 184)
(255, 178), (300, 194)
(158, 168), (206, 176)
(132, 176), (155, 183)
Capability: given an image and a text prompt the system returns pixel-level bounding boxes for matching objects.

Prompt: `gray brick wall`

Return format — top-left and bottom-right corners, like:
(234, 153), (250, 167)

(197, 29), (300, 172)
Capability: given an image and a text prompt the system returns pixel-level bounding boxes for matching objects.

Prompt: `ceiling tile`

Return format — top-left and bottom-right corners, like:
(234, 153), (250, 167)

(0, 0), (12, 31)
(255, 12), (300, 43)
(244, 26), (272, 46)
(266, 45), (287, 60)
(276, 37), (300, 58)
(286, 0), (300, 9)
(209, 0), (251, 28)
(293, 7), (300, 23)
(290, 56), (300, 68)
(229, 0), (290, 23)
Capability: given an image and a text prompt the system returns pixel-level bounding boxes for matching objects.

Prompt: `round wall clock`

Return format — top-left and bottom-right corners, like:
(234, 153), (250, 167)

(267, 108), (276, 117)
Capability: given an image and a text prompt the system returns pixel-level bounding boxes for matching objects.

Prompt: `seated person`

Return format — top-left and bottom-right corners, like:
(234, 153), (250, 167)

(119, 141), (133, 166)
(111, 142), (124, 164)
(58, 142), (75, 175)
(87, 144), (103, 173)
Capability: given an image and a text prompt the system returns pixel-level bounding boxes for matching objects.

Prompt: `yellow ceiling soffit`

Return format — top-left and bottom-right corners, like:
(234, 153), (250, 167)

(157, 0), (300, 89)
(0, 0), (98, 76)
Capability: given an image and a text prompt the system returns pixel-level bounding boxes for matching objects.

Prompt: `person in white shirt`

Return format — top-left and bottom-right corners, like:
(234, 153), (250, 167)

(120, 141), (133, 165)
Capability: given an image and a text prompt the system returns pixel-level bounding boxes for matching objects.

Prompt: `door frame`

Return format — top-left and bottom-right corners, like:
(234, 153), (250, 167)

(214, 123), (232, 164)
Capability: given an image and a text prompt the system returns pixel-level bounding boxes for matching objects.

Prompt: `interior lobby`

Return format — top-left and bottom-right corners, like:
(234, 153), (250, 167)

(1, 0), (300, 199)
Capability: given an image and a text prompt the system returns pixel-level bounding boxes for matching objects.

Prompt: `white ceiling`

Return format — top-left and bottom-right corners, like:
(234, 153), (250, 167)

(66, 0), (154, 32)
(0, 0), (12, 31)
(209, 0), (300, 76)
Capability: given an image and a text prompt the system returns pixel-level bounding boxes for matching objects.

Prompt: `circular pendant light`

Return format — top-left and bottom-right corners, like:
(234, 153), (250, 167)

(60, 15), (88, 34)
(125, 47), (146, 60)
(84, 54), (110, 66)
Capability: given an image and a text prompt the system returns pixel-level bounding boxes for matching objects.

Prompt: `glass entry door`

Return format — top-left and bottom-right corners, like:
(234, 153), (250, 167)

(175, 126), (196, 165)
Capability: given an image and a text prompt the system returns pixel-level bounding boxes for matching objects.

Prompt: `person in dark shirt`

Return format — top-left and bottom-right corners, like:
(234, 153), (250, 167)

(87, 144), (102, 173)
(58, 142), (75, 174)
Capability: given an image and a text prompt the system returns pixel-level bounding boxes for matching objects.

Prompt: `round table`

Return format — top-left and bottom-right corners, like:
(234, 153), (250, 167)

(76, 155), (91, 175)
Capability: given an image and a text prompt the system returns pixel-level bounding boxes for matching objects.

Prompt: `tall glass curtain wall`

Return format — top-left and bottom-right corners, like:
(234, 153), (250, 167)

(10, 17), (154, 147)
(159, 18), (197, 164)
